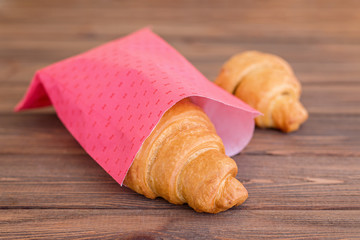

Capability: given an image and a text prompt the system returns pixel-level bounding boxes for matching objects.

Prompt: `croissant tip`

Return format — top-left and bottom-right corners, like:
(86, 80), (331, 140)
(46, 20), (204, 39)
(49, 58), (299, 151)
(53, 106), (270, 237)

(272, 97), (308, 133)
(214, 177), (248, 213)
(283, 108), (308, 133)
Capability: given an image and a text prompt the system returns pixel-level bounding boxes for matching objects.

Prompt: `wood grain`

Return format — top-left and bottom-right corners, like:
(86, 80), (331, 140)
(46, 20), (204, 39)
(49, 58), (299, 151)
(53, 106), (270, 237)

(1, 209), (360, 239)
(1, 61), (360, 86)
(0, 113), (359, 156)
(2, 84), (360, 114)
(1, 153), (359, 210)
(1, 0), (360, 239)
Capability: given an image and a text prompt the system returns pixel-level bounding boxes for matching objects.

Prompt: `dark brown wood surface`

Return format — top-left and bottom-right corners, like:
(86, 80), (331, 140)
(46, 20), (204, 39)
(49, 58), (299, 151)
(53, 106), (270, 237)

(1, 0), (360, 239)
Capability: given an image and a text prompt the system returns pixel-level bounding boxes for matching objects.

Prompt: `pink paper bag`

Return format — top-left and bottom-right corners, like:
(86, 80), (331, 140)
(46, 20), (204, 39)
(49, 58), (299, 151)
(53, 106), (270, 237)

(15, 28), (260, 184)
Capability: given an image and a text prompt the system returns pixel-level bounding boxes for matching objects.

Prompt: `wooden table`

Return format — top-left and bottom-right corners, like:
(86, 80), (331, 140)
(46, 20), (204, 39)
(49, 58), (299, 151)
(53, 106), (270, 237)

(1, 0), (360, 239)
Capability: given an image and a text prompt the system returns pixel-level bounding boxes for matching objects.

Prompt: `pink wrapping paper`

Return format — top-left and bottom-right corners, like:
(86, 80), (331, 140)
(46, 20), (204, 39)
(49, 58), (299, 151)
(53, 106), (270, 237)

(15, 28), (260, 184)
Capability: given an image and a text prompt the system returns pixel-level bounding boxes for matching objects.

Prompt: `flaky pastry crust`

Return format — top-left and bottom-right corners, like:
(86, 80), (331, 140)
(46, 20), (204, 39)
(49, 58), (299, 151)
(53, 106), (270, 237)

(124, 99), (248, 213)
(215, 51), (308, 132)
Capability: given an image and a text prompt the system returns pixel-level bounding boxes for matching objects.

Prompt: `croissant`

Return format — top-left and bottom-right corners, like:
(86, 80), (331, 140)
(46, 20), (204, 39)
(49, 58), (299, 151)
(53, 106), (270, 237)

(124, 99), (248, 213)
(215, 51), (308, 132)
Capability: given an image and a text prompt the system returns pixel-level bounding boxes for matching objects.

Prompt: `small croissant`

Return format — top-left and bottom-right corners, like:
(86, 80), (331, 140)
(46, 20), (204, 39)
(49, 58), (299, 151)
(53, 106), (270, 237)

(124, 99), (248, 213)
(215, 51), (308, 132)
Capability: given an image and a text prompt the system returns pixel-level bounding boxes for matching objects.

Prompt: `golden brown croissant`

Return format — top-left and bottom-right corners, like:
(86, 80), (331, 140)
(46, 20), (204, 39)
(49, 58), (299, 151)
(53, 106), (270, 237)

(124, 99), (248, 213)
(215, 51), (308, 132)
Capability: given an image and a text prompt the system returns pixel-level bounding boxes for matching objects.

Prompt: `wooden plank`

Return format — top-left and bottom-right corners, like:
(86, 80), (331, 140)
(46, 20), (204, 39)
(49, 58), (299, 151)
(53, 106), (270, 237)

(2, 60), (360, 85)
(0, 113), (359, 155)
(2, 83), (360, 113)
(1, 152), (359, 210)
(0, 209), (359, 239)
(2, 39), (360, 64)
(3, 0), (360, 9)
(0, 113), (84, 155)
(2, 8), (360, 27)
(2, 21), (360, 46)
(1, 1), (359, 46)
